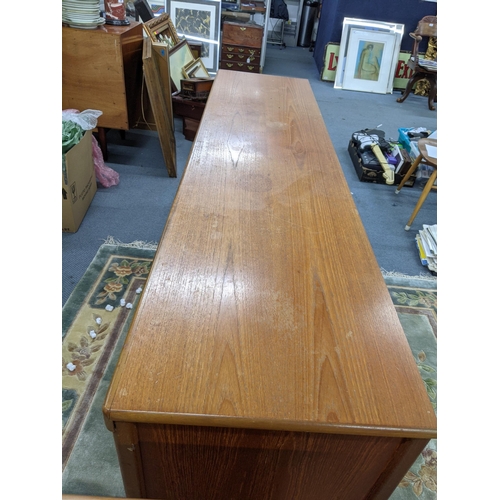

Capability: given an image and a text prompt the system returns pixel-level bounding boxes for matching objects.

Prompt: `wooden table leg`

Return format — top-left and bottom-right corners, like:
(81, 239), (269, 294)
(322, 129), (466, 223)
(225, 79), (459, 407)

(97, 127), (108, 161)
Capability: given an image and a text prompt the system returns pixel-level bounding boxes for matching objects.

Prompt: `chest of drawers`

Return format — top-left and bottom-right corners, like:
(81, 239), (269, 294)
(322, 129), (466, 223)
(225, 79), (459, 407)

(220, 21), (263, 73)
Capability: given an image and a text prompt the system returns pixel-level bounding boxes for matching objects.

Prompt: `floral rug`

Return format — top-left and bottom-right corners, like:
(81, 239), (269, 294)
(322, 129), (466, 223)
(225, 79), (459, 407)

(62, 243), (437, 499)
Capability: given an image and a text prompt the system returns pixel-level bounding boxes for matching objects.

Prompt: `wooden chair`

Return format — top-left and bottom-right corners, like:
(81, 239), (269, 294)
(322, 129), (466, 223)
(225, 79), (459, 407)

(395, 138), (437, 230)
(396, 16), (437, 110)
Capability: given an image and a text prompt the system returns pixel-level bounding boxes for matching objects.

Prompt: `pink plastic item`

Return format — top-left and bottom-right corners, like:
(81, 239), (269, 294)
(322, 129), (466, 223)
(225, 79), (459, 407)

(91, 135), (120, 187)
(63, 109), (120, 188)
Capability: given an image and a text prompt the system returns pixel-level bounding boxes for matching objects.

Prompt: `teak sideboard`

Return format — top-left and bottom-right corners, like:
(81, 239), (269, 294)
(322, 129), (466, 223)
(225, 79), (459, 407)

(102, 70), (437, 500)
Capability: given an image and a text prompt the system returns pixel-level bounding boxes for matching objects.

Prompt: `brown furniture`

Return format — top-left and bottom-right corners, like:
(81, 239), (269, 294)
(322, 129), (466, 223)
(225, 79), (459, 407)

(220, 21), (263, 73)
(62, 22), (144, 159)
(171, 93), (206, 141)
(396, 16), (437, 111)
(103, 70), (437, 500)
(395, 138), (437, 230)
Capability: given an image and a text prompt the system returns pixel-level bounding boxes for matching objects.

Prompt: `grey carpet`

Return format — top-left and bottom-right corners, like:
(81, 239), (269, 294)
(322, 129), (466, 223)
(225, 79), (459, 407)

(62, 45), (437, 307)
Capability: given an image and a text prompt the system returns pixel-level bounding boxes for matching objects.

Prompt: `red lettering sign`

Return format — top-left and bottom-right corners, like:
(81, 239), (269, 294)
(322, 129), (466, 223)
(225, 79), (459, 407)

(328, 53), (338, 71)
(394, 59), (414, 80)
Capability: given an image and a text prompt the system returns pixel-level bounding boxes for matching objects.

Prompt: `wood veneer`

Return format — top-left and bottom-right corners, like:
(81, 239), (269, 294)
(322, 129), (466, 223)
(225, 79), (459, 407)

(103, 70), (437, 499)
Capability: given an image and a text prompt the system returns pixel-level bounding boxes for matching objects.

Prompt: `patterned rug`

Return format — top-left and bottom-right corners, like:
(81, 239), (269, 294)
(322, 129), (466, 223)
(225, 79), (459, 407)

(62, 243), (437, 499)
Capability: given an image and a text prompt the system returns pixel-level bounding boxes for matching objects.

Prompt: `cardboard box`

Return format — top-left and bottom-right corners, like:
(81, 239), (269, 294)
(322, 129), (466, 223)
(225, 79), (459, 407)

(62, 130), (97, 232)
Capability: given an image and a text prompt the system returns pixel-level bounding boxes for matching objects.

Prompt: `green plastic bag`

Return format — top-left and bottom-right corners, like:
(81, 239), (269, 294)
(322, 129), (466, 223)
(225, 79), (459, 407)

(62, 120), (84, 155)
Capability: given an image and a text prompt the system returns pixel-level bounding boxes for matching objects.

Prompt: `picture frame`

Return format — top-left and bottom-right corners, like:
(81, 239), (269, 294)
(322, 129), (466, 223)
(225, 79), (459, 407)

(182, 57), (210, 79)
(341, 29), (397, 94)
(168, 39), (196, 92)
(166, 0), (221, 74)
(142, 38), (177, 177)
(334, 18), (404, 94)
(143, 12), (180, 45)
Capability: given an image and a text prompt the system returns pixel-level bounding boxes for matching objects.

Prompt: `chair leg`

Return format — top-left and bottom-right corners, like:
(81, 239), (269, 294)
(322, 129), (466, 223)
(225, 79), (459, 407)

(395, 154), (422, 193)
(404, 169), (437, 231)
(397, 73), (426, 104)
(427, 75), (437, 111)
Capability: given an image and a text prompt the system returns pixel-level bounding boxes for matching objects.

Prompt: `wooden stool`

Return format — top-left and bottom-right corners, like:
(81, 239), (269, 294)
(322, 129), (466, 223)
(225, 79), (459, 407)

(395, 138), (437, 230)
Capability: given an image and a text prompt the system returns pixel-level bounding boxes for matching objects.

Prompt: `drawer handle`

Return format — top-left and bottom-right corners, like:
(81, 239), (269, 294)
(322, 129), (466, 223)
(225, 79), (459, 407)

(227, 47), (234, 51)
(249, 50), (255, 55)
(248, 66), (255, 70)
(226, 63), (233, 67)
(227, 54), (234, 59)
(240, 27), (247, 31)
(237, 63), (243, 67)
(238, 48), (244, 53)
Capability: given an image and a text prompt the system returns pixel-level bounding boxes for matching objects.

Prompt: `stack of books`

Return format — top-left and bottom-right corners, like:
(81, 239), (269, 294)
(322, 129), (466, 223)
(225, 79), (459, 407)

(416, 224), (437, 273)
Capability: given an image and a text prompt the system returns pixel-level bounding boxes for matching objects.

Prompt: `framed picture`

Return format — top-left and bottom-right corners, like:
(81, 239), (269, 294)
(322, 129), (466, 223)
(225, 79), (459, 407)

(143, 13), (181, 45)
(169, 39), (196, 92)
(341, 30), (396, 94)
(334, 18), (404, 94)
(182, 57), (210, 79)
(166, 0), (221, 74)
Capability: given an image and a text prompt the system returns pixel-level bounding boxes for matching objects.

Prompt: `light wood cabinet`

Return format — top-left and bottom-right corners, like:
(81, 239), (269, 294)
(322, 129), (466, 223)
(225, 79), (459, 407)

(62, 22), (144, 131)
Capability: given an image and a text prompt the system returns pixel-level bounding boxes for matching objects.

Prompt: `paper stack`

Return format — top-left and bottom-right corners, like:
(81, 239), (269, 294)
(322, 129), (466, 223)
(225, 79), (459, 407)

(416, 224), (437, 273)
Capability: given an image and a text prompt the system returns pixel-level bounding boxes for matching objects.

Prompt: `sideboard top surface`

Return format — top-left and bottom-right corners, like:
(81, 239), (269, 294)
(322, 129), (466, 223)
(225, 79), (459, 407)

(103, 70), (436, 439)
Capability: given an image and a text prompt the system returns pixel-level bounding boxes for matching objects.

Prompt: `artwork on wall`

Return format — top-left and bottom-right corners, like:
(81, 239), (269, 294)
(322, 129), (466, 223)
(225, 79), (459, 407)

(334, 18), (404, 94)
(166, 0), (221, 74)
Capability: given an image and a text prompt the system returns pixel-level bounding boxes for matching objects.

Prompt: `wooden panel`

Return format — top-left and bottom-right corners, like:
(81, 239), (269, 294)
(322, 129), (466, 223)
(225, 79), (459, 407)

(129, 423), (426, 499)
(222, 21), (263, 47)
(221, 51), (261, 65)
(172, 94), (206, 120)
(219, 61), (260, 72)
(62, 23), (143, 130)
(142, 39), (177, 177)
(221, 44), (262, 57)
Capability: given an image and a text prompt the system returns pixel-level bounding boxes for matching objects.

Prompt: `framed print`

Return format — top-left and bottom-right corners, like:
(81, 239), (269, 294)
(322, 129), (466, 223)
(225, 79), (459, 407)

(334, 18), (404, 94)
(143, 13), (181, 46)
(169, 39), (196, 92)
(167, 0), (221, 74)
(341, 30), (396, 94)
(182, 57), (210, 79)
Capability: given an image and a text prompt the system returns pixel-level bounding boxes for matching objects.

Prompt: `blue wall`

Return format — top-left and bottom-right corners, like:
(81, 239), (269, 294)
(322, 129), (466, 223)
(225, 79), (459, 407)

(313, 0), (437, 73)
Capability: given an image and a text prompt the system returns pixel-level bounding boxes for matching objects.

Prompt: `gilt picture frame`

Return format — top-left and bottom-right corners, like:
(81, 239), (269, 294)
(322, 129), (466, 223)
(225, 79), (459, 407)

(169, 39), (196, 92)
(143, 12), (180, 45)
(182, 57), (210, 79)
(166, 0), (221, 74)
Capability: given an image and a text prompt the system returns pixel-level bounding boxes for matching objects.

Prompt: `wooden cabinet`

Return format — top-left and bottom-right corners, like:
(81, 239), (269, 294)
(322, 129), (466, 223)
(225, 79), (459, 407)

(103, 70), (437, 500)
(62, 22), (144, 131)
(220, 21), (264, 73)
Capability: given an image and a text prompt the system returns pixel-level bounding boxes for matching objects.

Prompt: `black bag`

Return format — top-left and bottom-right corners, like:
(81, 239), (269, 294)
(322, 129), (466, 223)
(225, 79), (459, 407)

(270, 0), (289, 20)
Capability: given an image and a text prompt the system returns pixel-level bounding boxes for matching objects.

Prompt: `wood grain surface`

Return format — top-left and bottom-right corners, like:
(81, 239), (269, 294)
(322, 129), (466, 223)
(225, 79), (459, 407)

(103, 70), (436, 440)
(62, 23), (143, 130)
